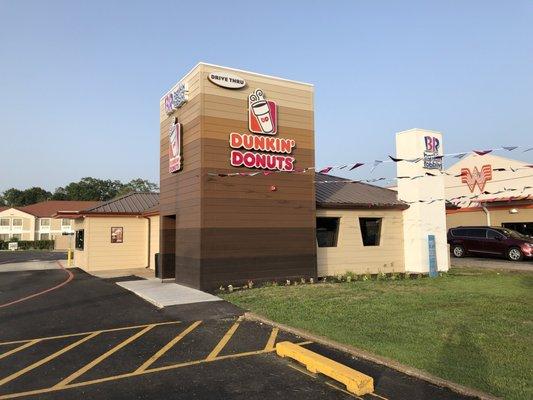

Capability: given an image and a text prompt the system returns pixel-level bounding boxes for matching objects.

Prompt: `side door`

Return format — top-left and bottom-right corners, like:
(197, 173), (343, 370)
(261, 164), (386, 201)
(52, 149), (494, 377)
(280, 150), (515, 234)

(465, 228), (487, 254)
(485, 229), (507, 255)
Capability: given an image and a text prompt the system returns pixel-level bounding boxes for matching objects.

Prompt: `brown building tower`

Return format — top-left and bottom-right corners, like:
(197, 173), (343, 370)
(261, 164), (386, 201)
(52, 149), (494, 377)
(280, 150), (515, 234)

(159, 63), (316, 290)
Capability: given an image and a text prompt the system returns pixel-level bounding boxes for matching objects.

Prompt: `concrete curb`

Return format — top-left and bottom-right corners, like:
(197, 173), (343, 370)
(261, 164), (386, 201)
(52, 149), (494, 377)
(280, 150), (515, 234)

(244, 312), (501, 400)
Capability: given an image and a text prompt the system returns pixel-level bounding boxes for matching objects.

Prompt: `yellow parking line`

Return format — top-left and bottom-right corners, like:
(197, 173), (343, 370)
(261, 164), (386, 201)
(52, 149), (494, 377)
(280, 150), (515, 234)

(288, 363), (316, 378)
(0, 332), (100, 386)
(135, 321), (202, 373)
(0, 340), (40, 361)
(325, 382), (365, 399)
(54, 324), (155, 388)
(369, 393), (390, 400)
(0, 321), (181, 347)
(0, 340), (312, 400)
(206, 322), (240, 360)
(264, 327), (279, 351)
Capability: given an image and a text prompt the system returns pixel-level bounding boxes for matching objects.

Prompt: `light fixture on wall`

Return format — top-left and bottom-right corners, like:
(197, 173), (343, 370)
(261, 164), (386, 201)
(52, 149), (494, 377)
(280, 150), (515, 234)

(509, 208), (518, 214)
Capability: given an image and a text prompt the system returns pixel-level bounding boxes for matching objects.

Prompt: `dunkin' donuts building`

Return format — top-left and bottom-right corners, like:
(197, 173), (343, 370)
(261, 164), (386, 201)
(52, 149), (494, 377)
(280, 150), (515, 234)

(155, 63), (449, 290)
(66, 64), (449, 290)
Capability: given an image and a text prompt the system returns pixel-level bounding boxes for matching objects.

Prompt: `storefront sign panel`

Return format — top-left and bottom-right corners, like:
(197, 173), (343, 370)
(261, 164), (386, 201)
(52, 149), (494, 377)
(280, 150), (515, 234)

(208, 71), (246, 89)
(423, 136), (442, 170)
(164, 83), (188, 114)
(169, 118), (182, 173)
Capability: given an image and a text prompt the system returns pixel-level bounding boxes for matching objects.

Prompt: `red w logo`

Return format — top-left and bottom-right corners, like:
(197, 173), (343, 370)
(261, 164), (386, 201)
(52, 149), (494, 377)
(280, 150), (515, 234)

(461, 165), (492, 192)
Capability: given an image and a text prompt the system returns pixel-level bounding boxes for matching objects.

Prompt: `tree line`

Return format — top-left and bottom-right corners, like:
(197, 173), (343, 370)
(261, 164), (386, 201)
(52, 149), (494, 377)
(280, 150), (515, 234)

(0, 178), (158, 207)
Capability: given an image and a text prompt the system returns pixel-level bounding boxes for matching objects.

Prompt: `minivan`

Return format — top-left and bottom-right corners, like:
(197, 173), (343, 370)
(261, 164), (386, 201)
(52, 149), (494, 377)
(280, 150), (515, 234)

(447, 226), (533, 261)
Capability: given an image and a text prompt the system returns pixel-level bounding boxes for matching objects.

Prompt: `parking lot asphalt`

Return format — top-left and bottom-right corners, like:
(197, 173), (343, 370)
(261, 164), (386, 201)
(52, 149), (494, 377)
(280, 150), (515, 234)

(0, 268), (478, 399)
(451, 255), (533, 271)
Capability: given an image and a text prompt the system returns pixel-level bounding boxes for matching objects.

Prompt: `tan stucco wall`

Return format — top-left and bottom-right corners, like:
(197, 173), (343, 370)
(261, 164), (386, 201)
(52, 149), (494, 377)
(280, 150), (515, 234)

(447, 207), (533, 228)
(148, 216), (159, 269)
(73, 219), (88, 268)
(445, 154), (533, 207)
(73, 216), (155, 271)
(316, 208), (405, 276)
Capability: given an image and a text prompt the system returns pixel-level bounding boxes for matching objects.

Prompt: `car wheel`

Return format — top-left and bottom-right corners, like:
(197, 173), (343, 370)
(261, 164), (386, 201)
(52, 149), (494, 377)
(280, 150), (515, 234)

(507, 247), (523, 261)
(452, 245), (466, 258)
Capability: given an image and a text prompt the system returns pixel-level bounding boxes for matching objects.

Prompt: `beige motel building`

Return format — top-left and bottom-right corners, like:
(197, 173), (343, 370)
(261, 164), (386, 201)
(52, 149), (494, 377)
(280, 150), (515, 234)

(0, 201), (97, 249)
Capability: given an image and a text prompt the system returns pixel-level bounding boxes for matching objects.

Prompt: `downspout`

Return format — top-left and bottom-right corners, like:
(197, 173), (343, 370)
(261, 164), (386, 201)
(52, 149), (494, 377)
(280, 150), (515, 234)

(481, 204), (491, 226)
(143, 216), (151, 269)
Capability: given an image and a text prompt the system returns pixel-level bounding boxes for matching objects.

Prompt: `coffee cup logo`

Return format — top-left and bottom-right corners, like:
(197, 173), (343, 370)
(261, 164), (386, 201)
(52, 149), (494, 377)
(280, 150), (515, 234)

(248, 89), (277, 135)
(168, 117), (182, 173)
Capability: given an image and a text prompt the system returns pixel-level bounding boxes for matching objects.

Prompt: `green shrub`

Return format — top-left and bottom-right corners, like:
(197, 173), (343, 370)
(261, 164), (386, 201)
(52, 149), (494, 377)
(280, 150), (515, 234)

(0, 240), (54, 250)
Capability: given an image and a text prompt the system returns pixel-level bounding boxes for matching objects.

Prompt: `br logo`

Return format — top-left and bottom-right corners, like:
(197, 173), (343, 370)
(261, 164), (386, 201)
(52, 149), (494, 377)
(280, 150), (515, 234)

(461, 165), (492, 192)
(424, 136), (440, 152)
(248, 89), (277, 135)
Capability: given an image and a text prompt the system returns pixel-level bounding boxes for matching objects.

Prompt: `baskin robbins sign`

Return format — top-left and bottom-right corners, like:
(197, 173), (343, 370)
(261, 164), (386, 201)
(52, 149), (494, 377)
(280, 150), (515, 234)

(423, 135), (442, 170)
(229, 89), (296, 171)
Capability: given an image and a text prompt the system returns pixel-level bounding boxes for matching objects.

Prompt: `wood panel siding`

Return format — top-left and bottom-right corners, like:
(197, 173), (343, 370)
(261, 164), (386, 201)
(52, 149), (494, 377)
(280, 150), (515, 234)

(160, 63), (316, 290)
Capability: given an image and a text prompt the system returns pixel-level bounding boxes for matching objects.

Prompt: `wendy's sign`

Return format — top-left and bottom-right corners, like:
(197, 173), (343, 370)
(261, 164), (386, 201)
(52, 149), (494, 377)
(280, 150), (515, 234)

(229, 89), (296, 172)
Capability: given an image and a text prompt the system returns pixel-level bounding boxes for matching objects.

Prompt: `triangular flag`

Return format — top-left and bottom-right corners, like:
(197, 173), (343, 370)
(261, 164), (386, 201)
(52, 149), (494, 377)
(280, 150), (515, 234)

(389, 156), (403, 162)
(523, 147), (533, 152)
(349, 163), (364, 171)
(502, 146), (517, 151)
(371, 160), (383, 172)
(473, 149), (492, 156)
(454, 153), (467, 159)
(319, 167), (333, 174)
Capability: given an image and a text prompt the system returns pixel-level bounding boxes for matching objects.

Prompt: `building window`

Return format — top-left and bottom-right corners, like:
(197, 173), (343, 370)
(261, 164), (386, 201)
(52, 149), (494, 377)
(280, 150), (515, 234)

(12, 218), (22, 227)
(40, 233), (50, 240)
(40, 218), (51, 227)
(61, 218), (71, 227)
(0, 234), (8, 241)
(316, 217), (340, 247)
(11, 234), (21, 240)
(0, 218), (10, 227)
(502, 222), (533, 236)
(111, 227), (123, 243)
(359, 218), (382, 246)
(75, 229), (84, 250)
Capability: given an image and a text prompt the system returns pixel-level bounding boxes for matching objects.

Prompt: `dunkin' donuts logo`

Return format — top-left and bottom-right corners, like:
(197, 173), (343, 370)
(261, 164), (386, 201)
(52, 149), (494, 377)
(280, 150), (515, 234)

(248, 89), (277, 135)
(228, 88), (295, 171)
(168, 117), (182, 173)
(461, 165), (492, 192)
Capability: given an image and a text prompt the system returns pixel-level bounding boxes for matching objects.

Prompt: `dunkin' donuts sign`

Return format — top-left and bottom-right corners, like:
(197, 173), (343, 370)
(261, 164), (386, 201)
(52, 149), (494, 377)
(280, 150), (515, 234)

(230, 89), (295, 171)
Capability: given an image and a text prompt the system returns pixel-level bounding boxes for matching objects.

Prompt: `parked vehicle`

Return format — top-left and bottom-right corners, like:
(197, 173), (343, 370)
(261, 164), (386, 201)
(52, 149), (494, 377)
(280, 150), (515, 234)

(447, 226), (533, 261)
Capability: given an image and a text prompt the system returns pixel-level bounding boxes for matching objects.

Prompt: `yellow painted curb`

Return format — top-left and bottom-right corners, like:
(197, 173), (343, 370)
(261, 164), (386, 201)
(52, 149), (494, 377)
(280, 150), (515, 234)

(276, 341), (374, 396)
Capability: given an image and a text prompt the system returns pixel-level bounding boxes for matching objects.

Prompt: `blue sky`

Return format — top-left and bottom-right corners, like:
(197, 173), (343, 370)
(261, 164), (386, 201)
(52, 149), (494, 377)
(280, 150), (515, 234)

(1, 0), (532, 191)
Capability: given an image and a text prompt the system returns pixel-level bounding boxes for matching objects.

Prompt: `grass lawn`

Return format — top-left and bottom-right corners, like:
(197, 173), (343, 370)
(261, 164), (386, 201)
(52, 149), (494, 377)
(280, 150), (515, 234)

(221, 268), (532, 400)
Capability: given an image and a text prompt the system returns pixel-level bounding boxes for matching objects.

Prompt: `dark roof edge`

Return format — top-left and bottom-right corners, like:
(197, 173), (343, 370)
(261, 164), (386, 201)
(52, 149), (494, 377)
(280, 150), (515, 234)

(317, 202), (409, 210)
